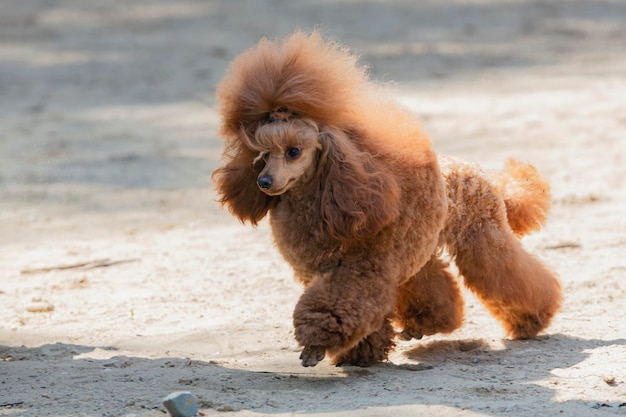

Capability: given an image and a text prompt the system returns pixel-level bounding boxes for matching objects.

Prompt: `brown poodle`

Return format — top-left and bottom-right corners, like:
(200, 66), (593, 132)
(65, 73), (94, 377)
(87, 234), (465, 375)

(212, 31), (562, 367)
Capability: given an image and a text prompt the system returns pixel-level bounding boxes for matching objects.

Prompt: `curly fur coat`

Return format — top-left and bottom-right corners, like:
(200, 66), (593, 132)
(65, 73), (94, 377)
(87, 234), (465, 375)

(212, 31), (561, 367)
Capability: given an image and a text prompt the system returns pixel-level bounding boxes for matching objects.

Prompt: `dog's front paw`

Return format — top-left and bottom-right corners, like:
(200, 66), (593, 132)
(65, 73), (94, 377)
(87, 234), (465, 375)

(300, 345), (326, 367)
(293, 306), (345, 366)
(398, 328), (423, 341)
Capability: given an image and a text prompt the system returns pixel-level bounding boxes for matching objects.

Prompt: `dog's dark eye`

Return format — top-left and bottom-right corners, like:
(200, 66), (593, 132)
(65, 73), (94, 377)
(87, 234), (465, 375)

(286, 147), (301, 159)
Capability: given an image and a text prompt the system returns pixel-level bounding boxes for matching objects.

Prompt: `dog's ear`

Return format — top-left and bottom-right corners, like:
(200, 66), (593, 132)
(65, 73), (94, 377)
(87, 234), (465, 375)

(212, 136), (276, 225)
(316, 127), (400, 241)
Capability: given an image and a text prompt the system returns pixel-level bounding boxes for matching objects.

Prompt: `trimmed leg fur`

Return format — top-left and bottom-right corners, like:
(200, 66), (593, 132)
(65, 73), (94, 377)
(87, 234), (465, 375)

(393, 257), (464, 340)
(293, 265), (397, 367)
(453, 224), (561, 339)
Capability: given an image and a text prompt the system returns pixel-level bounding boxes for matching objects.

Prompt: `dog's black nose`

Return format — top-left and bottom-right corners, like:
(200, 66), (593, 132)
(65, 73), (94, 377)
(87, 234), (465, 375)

(257, 176), (273, 190)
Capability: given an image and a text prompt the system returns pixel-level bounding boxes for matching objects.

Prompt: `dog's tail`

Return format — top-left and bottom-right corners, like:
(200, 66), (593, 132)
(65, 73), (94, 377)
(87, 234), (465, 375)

(498, 159), (551, 237)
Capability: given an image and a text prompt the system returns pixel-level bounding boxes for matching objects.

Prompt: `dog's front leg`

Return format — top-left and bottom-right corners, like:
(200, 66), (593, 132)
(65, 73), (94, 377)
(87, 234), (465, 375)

(299, 345), (327, 367)
(292, 265), (397, 367)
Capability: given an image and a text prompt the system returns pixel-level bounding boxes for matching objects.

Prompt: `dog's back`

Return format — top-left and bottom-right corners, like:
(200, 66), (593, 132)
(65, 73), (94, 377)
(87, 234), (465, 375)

(439, 156), (550, 240)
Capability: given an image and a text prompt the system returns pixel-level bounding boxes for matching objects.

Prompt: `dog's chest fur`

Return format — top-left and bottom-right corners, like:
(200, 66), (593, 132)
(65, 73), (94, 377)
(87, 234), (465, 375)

(268, 193), (346, 285)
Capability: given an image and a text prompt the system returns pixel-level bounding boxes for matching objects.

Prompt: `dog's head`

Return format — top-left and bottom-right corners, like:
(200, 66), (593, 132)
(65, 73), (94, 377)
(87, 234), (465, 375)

(212, 32), (400, 241)
(247, 113), (322, 197)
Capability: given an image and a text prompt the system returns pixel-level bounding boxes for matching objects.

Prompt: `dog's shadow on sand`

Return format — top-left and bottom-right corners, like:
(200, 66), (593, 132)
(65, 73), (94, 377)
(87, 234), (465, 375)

(1, 334), (625, 416)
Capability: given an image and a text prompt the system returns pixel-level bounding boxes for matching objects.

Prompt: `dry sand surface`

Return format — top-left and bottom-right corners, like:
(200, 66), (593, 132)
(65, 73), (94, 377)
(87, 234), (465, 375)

(1, 1), (626, 416)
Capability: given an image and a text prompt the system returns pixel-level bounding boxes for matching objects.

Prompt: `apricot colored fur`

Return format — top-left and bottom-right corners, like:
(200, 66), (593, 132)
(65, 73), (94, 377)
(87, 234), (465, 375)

(212, 32), (562, 367)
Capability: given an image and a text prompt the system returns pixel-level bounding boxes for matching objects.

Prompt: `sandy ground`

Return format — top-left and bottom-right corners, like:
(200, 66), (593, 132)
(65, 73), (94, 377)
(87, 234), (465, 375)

(1, 1), (626, 416)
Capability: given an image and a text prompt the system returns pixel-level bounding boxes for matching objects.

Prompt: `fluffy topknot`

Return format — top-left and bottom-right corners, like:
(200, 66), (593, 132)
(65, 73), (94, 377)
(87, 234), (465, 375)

(216, 31), (370, 138)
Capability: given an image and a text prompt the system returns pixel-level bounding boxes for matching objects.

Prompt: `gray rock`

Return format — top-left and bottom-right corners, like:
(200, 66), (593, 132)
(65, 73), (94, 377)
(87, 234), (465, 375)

(162, 391), (198, 417)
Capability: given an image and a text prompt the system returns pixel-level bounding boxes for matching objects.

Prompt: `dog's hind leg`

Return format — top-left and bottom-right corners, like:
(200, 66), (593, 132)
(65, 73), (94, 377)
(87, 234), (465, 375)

(451, 225), (561, 339)
(441, 158), (562, 339)
(392, 256), (464, 340)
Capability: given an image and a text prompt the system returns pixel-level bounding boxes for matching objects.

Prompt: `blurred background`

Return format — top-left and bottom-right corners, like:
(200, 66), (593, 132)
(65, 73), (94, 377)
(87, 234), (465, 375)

(0, 0), (624, 237)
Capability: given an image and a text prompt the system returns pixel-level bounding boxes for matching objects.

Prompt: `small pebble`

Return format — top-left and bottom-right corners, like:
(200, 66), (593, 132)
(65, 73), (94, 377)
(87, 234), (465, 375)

(396, 363), (433, 372)
(217, 405), (234, 412)
(25, 301), (54, 313)
(162, 391), (198, 417)
(102, 359), (121, 368)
